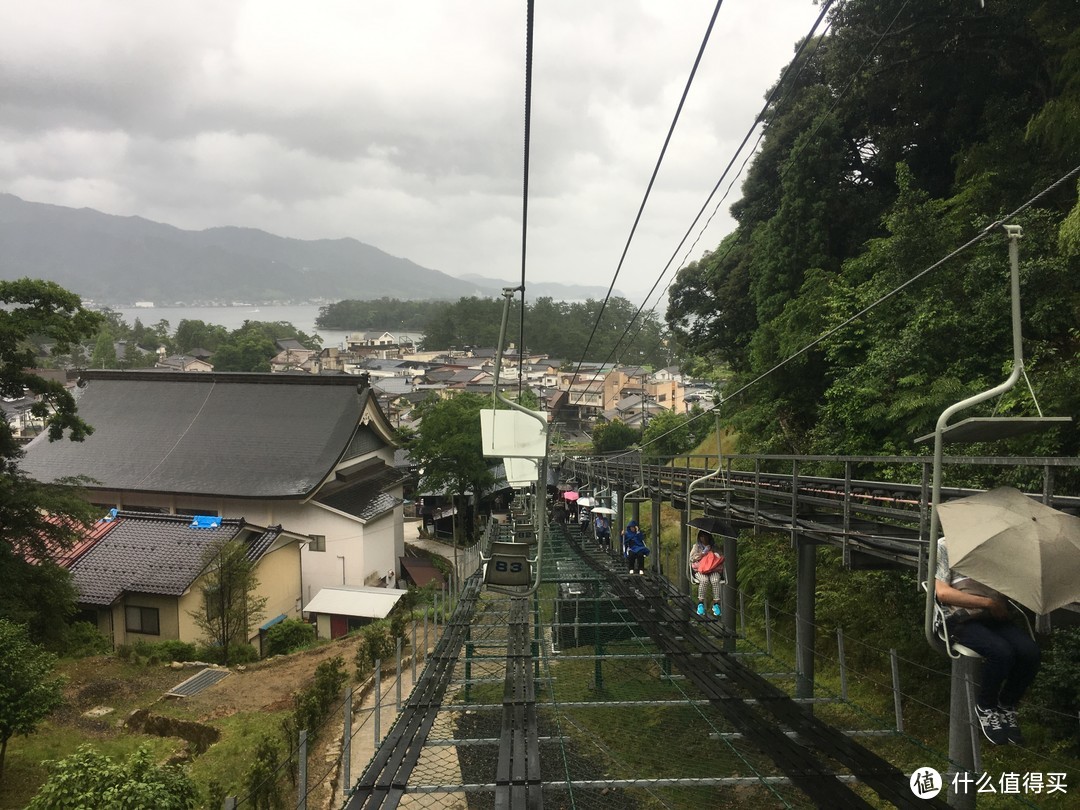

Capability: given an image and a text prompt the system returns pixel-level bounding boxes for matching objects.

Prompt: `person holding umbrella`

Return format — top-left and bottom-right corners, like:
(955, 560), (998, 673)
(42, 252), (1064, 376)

(935, 536), (1041, 746)
(689, 530), (725, 618)
(593, 511), (611, 550)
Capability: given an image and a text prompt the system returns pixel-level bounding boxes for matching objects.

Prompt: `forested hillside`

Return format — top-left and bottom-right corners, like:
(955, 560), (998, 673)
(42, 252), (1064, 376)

(667, 0), (1080, 460)
(321, 296), (670, 367)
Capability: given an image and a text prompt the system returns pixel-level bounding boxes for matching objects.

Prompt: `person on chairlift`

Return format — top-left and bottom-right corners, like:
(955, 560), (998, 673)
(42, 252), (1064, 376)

(622, 520), (649, 575)
(689, 530), (725, 618)
(935, 537), (1041, 746)
(594, 513), (611, 550)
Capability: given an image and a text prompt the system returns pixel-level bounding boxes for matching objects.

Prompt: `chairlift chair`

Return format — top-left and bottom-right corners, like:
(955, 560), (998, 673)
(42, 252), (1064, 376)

(914, 226), (1068, 798)
(921, 226), (1070, 654)
(477, 287), (549, 596)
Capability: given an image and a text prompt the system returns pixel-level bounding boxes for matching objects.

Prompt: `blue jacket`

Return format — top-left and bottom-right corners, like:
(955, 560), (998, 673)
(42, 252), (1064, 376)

(623, 527), (648, 555)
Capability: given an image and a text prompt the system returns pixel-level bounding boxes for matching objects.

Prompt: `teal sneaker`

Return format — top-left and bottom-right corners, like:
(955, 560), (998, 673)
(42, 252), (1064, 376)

(712, 603), (721, 618)
(696, 603), (705, 617)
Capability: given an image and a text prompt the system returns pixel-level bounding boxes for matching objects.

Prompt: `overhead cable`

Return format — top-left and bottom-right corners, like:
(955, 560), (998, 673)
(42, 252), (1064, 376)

(569, 0), (728, 379)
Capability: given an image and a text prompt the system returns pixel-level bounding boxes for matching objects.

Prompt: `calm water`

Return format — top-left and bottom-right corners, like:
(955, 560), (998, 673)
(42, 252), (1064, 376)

(109, 304), (391, 349)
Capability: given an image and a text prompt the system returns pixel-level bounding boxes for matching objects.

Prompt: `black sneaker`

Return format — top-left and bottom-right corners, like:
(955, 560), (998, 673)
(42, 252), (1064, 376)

(999, 705), (1023, 745)
(975, 704), (1008, 745)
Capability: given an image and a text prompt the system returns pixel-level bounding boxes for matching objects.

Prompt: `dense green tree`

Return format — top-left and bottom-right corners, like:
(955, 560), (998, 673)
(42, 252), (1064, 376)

(591, 419), (639, 454)
(640, 410), (694, 463)
(405, 393), (494, 548)
(0, 619), (66, 784)
(209, 321), (320, 372)
(422, 297), (507, 351)
(0, 280), (102, 644)
(88, 330), (117, 369)
(27, 745), (197, 810)
(173, 319), (229, 353)
(516, 389), (540, 410)
(666, 0), (1080, 458)
(210, 331), (277, 372)
(0, 549), (77, 651)
(317, 297), (435, 332)
(190, 538), (268, 667)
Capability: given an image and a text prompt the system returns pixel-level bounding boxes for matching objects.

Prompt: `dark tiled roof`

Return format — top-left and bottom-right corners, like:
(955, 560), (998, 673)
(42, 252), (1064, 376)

(19, 371), (376, 498)
(69, 512), (282, 606)
(316, 467), (407, 521)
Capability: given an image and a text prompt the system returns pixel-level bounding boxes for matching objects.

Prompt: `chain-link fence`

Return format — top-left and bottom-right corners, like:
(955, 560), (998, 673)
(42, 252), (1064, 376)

(336, 519), (960, 809)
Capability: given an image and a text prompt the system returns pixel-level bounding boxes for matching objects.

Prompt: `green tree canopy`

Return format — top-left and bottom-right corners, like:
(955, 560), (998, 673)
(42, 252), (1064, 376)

(591, 419), (639, 454)
(666, 0), (1080, 460)
(0, 280), (102, 646)
(405, 393), (495, 543)
(0, 619), (66, 784)
(190, 538), (267, 666)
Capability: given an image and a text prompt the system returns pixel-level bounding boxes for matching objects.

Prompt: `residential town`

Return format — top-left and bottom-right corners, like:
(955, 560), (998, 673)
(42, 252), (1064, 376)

(3, 330), (715, 658)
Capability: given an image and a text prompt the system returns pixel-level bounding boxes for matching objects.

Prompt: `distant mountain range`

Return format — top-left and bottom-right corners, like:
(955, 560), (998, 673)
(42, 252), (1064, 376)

(0, 194), (618, 304)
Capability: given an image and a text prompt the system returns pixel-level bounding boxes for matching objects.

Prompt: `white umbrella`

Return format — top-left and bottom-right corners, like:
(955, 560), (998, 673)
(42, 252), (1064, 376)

(938, 486), (1080, 614)
(590, 506), (616, 515)
(576, 497), (595, 507)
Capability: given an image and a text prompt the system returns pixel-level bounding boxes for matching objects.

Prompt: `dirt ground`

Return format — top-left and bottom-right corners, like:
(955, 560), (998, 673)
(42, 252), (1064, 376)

(171, 633), (366, 721)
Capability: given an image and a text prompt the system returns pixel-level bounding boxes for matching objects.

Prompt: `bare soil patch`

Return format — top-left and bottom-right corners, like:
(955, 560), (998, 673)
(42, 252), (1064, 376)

(167, 635), (365, 721)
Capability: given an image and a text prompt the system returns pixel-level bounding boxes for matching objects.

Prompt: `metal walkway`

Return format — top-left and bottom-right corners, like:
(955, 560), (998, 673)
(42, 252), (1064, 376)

(344, 521), (947, 809)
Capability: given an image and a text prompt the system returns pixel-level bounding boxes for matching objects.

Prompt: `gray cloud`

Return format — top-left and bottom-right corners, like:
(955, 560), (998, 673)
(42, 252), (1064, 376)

(0, 0), (822, 297)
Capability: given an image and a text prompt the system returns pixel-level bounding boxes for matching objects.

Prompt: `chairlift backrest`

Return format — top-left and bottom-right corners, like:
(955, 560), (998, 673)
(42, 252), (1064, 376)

(483, 540), (537, 587)
(481, 408), (547, 458)
(505, 456), (539, 487)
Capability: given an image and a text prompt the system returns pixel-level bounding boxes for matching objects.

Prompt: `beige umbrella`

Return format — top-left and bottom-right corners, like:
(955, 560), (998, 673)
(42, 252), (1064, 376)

(938, 486), (1080, 614)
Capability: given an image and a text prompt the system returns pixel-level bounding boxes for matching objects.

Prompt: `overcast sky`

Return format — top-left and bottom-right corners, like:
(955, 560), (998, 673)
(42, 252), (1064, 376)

(1, 1), (824, 302)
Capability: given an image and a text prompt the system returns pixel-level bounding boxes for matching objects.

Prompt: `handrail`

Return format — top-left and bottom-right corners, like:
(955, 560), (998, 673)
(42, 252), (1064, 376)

(622, 450), (646, 502)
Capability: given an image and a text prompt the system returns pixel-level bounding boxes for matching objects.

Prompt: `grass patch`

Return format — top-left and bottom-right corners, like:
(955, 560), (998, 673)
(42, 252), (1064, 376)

(184, 710), (291, 803)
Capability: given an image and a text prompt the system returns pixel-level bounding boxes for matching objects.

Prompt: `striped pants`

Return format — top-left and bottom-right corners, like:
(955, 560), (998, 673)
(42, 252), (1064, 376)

(696, 571), (723, 604)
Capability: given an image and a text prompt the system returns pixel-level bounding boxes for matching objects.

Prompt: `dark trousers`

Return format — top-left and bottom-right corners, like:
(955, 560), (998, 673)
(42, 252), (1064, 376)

(627, 552), (646, 574)
(952, 619), (1041, 708)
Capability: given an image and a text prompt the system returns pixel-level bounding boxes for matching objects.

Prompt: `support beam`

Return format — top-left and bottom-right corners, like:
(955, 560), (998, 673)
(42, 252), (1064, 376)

(947, 656), (979, 809)
(678, 510), (690, 594)
(723, 533), (737, 652)
(651, 497), (661, 576)
(795, 536), (817, 700)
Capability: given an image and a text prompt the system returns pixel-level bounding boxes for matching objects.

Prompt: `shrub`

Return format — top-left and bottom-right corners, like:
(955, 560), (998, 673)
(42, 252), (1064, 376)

(354, 622), (395, 679)
(280, 655), (348, 782)
(195, 643), (223, 664)
(27, 744), (197, 809)
(245, 735), (286, 809)
(228, 643), (259, 664)
(311, 656), (348, 715)
(389, 612), (409, 646)
(156, 639), (198, 662)
(62, 621), (111, 658)
(264, 619), (316, 657)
